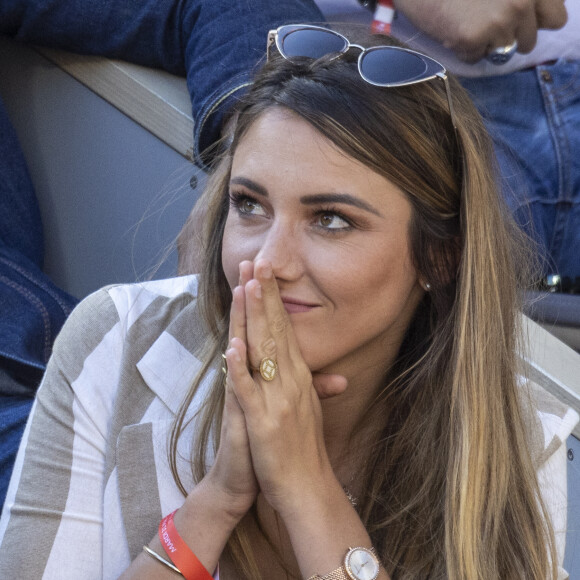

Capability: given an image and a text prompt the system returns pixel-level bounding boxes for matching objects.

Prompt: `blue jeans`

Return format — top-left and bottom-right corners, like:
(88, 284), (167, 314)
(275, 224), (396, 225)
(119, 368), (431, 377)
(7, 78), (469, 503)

(0, 394), (34, 506)
(0, 96), (78, 504)
(460, 60), (580, 278)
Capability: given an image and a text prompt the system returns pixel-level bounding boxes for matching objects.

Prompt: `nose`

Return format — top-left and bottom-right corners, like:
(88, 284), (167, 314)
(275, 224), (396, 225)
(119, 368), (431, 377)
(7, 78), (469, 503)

(254, 221), (303, 281)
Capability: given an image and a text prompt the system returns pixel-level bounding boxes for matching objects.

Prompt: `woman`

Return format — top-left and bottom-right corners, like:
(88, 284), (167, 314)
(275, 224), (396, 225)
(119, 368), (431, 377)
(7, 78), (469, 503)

(0, 24), (575, 579)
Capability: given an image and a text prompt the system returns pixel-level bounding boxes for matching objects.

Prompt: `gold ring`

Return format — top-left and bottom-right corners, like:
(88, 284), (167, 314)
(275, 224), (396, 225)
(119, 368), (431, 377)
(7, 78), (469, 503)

(221, 353), (227, 376)
(259, 357), (278, 381)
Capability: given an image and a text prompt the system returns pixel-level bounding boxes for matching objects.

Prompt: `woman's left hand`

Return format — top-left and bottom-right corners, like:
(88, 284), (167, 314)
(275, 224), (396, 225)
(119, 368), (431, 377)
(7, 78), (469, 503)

(225, 259), (347, 517)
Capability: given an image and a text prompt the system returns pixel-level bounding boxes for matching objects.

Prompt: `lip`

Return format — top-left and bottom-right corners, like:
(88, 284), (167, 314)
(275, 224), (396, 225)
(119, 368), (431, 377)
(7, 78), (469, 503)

(281, 297), (319, 314)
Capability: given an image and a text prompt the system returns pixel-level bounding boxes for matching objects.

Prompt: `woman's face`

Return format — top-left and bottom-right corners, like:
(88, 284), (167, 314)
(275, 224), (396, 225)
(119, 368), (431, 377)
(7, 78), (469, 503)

(221, 108), (424, 381)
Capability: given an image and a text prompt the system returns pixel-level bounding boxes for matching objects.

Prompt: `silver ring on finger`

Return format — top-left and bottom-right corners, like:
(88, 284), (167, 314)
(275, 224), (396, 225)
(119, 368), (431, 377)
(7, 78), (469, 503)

(486, 40), (518, 65)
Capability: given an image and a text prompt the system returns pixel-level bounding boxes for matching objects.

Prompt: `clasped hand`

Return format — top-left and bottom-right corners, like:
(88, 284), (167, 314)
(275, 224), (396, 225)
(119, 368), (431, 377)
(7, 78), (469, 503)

(207, 260), (347, 521)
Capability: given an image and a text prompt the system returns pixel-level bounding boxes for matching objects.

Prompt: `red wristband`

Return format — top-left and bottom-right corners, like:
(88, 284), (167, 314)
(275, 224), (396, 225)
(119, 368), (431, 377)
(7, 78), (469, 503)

(158, 510), (214, 580)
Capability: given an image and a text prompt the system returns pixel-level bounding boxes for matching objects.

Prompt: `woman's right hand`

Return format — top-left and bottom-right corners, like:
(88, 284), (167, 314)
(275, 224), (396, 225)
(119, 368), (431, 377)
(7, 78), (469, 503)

(122, 264), (259, 579)
(203, 262), (258, 520)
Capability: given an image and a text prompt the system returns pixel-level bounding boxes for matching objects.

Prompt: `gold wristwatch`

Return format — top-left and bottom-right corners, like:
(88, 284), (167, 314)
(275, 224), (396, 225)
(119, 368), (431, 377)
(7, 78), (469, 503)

(308, 546), (380, 580)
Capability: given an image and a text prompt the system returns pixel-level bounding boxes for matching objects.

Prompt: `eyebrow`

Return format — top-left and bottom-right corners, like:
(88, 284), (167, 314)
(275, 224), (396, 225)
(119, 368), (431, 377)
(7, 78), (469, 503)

(300, 193), (383, 217)
(230, 177), (268, 198)
(230, 177), (383, 217)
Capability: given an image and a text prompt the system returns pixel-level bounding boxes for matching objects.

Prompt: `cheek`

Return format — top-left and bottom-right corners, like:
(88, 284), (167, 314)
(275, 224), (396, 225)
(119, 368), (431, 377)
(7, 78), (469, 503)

(320, 240), (418, 318)
(328, 237), (414, 290)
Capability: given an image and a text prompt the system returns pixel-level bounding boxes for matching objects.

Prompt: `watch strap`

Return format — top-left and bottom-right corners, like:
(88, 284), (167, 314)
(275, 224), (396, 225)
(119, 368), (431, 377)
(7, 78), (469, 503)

(306, 546), (379, 580)
(306, 566), (349, 580)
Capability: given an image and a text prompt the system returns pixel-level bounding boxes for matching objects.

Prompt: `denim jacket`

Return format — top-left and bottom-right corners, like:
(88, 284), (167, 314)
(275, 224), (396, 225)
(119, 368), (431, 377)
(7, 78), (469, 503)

(0, 0), (324, 167)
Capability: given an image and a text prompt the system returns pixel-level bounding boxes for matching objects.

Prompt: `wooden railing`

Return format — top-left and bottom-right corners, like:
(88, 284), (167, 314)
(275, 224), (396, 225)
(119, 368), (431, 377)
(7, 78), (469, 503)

(36, 47), (194, 160)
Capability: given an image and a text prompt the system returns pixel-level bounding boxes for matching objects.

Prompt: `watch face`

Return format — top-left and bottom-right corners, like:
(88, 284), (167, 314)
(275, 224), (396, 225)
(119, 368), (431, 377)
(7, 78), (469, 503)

(345, 547), (380, 580)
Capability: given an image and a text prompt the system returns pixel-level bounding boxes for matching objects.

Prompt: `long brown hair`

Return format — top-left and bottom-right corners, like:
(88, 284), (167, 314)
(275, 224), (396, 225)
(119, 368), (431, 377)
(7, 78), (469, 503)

(171, 29), (556, 579)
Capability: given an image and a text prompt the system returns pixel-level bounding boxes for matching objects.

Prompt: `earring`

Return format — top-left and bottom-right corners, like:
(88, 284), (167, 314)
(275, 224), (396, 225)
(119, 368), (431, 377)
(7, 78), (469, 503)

(421, 281), (431, 291)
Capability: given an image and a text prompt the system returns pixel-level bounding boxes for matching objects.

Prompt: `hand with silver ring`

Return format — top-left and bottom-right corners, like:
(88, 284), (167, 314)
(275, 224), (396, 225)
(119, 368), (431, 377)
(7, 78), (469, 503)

(393, 0), (567, 63)
(486, 40), (518, 64)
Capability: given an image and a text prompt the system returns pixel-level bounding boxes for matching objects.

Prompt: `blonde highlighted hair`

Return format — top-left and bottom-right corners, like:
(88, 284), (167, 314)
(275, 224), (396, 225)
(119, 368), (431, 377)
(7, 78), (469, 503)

(172, 28), (557, 579)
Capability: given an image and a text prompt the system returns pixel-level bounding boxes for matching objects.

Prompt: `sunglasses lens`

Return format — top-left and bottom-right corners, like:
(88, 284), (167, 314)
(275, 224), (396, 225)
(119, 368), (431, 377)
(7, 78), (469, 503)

(360, 48), (429, 85)
(280, 28), (347, 60)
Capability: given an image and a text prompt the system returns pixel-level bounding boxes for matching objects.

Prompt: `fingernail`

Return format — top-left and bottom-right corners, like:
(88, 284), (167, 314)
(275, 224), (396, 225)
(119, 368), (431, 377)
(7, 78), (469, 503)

(255, 283), (262, 299)
(227, 347), (241, 363)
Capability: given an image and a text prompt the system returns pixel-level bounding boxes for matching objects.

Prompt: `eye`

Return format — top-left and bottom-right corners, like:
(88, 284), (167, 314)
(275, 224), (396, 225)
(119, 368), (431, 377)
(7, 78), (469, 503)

(317, 211), (352, 231)
(240, 198), (259, 214)
(229, 192), (266, 217)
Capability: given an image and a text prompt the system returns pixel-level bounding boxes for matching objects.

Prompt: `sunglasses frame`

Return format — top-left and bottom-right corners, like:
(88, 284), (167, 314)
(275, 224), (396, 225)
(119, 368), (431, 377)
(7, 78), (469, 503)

(267, 24), (457, 131)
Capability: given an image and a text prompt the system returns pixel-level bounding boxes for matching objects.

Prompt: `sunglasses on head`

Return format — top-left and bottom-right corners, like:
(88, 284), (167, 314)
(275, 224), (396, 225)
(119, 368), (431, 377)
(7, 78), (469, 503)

(267, 24), (457, 131)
